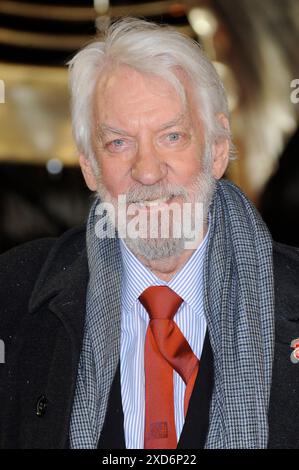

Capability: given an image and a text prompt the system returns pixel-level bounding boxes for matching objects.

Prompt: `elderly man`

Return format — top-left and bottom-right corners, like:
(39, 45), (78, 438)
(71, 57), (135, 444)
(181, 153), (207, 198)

(0, 18), (299, 450)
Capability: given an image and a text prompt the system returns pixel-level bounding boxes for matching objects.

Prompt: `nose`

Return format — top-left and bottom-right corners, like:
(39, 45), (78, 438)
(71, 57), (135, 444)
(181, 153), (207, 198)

(131, 140), (167, 185)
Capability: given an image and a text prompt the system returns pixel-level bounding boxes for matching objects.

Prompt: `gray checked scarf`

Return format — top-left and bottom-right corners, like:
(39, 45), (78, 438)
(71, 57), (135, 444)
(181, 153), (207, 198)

(69, 179), (275, 449)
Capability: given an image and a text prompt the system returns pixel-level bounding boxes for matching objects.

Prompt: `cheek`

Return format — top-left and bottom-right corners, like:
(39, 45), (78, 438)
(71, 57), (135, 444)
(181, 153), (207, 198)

(169, 150), (202, 186)
(100, 158), (132, 197)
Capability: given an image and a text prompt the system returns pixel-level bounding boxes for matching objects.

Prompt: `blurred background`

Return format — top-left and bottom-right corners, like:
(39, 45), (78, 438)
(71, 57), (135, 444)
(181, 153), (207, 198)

(0, 0), (299, 252)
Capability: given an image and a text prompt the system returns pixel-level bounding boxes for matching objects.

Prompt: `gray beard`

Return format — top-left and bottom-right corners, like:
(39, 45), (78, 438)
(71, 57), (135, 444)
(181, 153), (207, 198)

(96, 167), (215, 261)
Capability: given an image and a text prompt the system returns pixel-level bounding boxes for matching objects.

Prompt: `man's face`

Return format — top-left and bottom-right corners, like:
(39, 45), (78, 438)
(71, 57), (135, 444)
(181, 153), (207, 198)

(81, 65), (228, 259)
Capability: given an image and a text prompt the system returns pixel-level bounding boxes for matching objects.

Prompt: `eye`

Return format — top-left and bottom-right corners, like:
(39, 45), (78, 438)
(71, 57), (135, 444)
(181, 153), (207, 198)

(158, 130), (190, 149)
(162, 131), (189, 146)
(105, 138), (127, 153)
(167, 132), (181, 142)
(111, 138), (125, 147)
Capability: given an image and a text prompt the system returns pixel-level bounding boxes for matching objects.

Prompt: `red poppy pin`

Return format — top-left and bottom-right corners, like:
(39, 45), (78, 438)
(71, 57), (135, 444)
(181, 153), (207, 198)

(290, 338), (299, 364)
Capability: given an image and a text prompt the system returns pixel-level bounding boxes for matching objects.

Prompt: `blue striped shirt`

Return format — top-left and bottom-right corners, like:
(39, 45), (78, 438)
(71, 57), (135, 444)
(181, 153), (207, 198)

(119, 230), (209, 449)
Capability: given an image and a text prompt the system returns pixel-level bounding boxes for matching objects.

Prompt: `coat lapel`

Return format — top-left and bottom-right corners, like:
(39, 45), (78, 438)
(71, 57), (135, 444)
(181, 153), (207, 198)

(178, 331), (214, 449)
(26, 227), (123, 448)
(97, 363), (126, 449)
(22, 229), (90, 448)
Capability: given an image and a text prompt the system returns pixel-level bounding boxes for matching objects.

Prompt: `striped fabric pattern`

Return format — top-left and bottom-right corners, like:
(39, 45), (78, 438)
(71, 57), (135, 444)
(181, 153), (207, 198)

(119, 230), (209, 449)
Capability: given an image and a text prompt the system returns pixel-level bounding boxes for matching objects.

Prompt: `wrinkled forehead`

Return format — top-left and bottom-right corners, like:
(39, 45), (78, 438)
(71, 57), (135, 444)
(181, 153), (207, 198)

(92, 64), (196, 130)
(95, 63), (189, 97)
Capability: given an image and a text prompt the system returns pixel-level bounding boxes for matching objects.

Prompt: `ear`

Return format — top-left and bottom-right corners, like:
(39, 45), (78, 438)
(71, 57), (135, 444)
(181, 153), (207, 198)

(212, 113), (230, 179)
(79, 154), (98, 191)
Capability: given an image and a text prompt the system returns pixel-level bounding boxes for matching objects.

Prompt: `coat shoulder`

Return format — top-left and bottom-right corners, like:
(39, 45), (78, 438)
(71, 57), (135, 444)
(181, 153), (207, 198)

(273, 241), (299, 276)
(0, 225), (86, 342)
(0, 225), (86, 295)
(272, 241), (299, 320)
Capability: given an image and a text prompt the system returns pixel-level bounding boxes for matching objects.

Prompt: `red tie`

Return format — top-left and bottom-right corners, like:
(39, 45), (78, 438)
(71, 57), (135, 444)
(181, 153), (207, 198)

(139, 286), (200, 449)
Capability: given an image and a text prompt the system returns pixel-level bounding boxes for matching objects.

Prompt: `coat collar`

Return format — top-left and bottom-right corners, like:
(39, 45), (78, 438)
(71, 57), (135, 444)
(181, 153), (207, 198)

(28, 226), (90, 374)
(28, 225), (89, 316)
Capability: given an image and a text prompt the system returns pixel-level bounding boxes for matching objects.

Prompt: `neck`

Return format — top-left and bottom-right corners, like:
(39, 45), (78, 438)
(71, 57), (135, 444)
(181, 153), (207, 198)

(136, 225), (208, 282)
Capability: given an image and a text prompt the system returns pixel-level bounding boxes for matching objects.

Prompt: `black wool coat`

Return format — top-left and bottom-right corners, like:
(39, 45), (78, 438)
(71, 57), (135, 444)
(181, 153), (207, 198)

(0, 225), (299, 449)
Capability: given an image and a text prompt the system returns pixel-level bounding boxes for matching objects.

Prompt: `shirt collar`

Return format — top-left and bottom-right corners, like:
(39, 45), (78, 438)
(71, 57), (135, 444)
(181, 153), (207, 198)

(119, 226), (210, 315)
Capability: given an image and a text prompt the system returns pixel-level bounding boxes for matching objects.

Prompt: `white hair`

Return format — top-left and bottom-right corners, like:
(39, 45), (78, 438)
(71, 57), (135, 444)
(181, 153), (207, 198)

(67, 17), (233, 167)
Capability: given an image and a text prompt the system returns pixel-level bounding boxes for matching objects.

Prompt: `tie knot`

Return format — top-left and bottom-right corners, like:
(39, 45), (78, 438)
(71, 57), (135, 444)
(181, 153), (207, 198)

(139, 286), (183, 320)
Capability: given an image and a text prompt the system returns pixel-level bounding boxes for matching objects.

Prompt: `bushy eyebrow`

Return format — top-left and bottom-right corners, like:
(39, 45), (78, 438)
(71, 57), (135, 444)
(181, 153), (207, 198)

(98, 113), (186, 137)
(98, 124), (131, 137)
(158, 113), (186, 130)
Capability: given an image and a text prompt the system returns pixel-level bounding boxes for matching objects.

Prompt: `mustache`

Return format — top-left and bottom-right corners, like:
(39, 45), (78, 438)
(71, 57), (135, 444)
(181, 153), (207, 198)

(124, 182), (188, 204)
